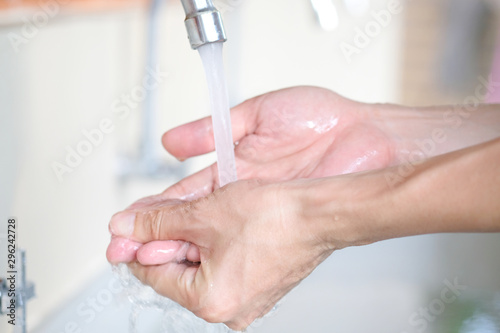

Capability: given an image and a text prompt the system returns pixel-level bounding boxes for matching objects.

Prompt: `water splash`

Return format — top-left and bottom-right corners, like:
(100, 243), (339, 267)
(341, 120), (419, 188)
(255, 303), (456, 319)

(114, 264), (233, 333)
(118, 40), (239, 333)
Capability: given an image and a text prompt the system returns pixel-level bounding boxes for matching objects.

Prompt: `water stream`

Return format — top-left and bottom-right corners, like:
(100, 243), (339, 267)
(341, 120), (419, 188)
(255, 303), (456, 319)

(118, 42), (238, 332)
(197, 42), (238, 187)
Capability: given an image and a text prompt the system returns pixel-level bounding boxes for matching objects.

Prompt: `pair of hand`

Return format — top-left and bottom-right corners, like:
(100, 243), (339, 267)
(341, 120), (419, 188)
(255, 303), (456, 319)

(106, 86), (398, 330)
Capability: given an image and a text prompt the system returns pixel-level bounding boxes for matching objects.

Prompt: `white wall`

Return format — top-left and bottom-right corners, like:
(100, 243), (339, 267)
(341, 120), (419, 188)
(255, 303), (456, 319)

(0, 2), (214, 331)
(1, 7), (134, 330)
(234, 0), (402, 103)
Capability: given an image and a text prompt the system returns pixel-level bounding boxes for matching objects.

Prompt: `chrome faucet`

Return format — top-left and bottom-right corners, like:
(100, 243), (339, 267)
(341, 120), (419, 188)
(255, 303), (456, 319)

(180, 0), (227, 49)
(120, 0), (228, 181)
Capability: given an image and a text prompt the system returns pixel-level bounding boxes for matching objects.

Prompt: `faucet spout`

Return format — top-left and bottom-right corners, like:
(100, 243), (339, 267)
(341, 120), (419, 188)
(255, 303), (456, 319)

(180, 0), (227, 49)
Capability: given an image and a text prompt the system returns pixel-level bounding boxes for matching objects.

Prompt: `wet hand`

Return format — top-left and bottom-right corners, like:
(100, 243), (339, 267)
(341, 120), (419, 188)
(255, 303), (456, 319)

(106, 86), (396, 327)
(108, 180), (332, 331)
(159, 86), (395, 200)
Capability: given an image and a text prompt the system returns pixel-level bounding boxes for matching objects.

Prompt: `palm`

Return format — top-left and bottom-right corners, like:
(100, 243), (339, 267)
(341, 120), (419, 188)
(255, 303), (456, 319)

(111, 87), (398, 313)
(159, 87), (394, 200)
(235, 87), (393, 180)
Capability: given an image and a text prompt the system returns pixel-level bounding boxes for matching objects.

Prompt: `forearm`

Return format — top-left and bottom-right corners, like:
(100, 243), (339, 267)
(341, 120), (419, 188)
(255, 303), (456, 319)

(386, 137), (500, 233)
(301, 137), (500, 251)
(367, 103), (500, 163)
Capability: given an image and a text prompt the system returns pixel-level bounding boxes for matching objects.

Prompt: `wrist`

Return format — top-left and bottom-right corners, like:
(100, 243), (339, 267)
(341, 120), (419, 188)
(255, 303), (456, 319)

(299, 138), (500, 252)
(295, 173), (395, 252)
(366, 103), (500, 163)
(363, 103), (440, 164)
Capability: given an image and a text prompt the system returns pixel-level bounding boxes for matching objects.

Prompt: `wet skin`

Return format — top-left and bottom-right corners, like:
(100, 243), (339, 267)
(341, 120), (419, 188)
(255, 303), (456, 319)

(107, 87), (395, 266)
(106, 86), (500, 330)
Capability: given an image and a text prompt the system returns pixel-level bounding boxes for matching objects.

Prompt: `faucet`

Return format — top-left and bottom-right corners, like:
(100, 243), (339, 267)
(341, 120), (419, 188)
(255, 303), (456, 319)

(180, 0), (227, 49)
(0, 250), (35, 333)
(120, 0), (228, 181)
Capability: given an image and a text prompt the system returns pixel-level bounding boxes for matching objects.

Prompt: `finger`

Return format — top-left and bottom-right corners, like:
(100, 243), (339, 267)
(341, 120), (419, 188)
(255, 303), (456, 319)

(123, 165), (218, 213)
(106, 237), (143, 265)
(129, 262), (254, 331)
(128, 261), (205, 312)
(160, 164), (219, 200)
(109, 197), (196, 244)
(136, 241), (188, 266)
(136, 241), (201, 266)
(186, 243), (201, 262)
(126, 195), (183, 210)
(162, 98), (259, 160)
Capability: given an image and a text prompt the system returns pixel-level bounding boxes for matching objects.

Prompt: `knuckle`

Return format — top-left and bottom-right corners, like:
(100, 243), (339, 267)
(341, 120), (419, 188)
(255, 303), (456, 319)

(143, 209), (164, 240)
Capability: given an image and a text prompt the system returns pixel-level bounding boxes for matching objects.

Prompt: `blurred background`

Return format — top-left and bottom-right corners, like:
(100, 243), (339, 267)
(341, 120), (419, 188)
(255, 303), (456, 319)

(0, 0), (499, 332)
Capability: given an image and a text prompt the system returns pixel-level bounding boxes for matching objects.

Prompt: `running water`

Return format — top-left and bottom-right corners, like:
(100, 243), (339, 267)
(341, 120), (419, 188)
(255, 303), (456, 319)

(197, 42), (238, 187)
(116, 43), (239, 333)
(114, 264), (232, 333)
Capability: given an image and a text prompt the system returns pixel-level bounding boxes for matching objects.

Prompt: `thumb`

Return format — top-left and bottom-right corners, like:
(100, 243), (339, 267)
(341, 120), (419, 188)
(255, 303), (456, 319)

(109, 201), (193, 243)
(162, 97), (259, 160)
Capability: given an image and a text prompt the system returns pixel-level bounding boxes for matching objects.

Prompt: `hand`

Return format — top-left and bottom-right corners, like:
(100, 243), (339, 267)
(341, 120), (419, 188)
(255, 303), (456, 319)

(108, 86), (395, 264)
(107, 87), (394, 324)
(160, 86), (395, 200)
(109, 179), (334, 331)
(106, 86), (500, 330)
(108, 137), (500, 330)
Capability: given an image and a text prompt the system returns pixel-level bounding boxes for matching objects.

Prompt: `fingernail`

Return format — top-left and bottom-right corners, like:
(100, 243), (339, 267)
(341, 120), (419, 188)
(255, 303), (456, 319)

(110, 212), (136, 237)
